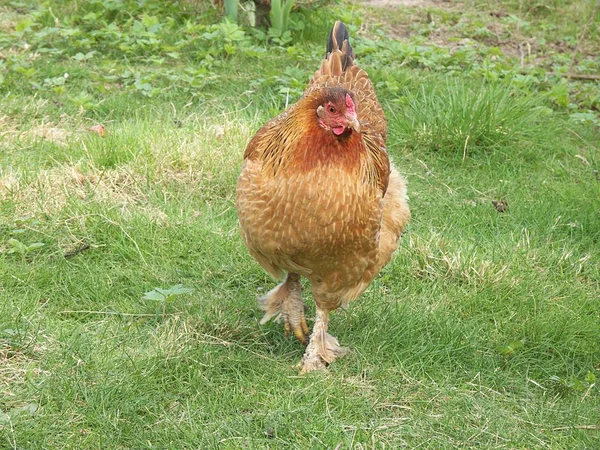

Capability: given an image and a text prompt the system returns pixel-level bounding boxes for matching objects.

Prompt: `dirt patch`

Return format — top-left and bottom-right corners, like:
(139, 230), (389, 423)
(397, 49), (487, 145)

(360, 0), (598, 70)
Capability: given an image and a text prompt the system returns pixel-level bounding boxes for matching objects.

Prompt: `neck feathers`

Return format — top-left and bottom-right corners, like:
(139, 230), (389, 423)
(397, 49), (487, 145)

(259, 101), (365, 175)
(291, 117), (364, 173)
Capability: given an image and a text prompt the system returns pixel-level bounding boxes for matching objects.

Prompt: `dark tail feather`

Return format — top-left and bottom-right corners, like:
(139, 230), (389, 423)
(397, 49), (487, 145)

(326, 21), (354, 70)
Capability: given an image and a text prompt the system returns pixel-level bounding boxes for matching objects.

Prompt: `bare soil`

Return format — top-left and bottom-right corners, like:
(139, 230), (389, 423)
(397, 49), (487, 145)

(360, 0), (599, 72)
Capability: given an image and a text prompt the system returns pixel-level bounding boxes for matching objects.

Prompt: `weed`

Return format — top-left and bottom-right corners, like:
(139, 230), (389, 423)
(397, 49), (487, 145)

(389, 78), (553, 156)
(270, 0), (296, 34)
(143, 284), (194, 318)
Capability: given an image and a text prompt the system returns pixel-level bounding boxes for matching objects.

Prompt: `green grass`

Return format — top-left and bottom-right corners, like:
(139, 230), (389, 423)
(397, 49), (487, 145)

(1, 0), (600, 448)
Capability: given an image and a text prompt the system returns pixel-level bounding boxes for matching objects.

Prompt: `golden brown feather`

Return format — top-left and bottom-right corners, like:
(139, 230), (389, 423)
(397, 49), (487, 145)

(236, 20), (410, 372)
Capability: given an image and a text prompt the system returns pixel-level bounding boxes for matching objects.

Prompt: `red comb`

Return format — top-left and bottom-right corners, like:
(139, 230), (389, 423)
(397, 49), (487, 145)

(345, 93), (356, 115)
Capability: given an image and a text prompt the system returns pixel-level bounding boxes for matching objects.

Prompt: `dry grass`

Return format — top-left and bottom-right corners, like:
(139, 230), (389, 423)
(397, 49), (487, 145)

(0, 110), (75, 147)
(0, 115), (20, 143)
(406, 234), (510, 285)
(0, 340), (49, 401)
(0, 163), (160, 219)
(0, 6), (17, 33)
(28, 124), (71, 145)
(0, 115), (254, 223)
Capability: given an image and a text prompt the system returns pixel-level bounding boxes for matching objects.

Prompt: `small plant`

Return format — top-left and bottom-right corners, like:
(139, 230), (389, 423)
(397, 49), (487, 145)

(142, 284), (194, 318)
(550, 371), (597, 398)
(270, 0), (295, 34)
(4, 238), (45, 257)
(569, 112), (600, 126)
(497, 340), (525, 357)
(224, 0), (238, 23)
(0, 402), (38, 426)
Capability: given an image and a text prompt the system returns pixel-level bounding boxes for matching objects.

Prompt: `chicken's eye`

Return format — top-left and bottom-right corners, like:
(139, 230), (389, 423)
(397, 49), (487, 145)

(328, 106), (336, 114)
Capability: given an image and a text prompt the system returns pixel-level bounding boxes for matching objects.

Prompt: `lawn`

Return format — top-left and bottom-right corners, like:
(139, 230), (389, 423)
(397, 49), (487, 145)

(1, 0), (599, 448)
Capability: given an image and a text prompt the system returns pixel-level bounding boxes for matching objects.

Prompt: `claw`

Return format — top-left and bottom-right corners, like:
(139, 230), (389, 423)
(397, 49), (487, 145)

(293, 322), (308, 345)
(283, 316), (309, 345)
(301, 316), (309, 336)
(258, 273), (310, 345)
(293, 316), (310, 345)
(284, 321), (291, 338)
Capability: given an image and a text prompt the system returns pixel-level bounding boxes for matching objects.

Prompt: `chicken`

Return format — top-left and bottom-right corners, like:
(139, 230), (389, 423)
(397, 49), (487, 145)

(235, 21), (410, 372)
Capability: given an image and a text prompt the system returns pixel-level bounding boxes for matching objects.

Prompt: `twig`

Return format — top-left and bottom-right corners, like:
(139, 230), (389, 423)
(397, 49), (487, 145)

(60, 310), (177, 317)
(198, 332), (280, 363)
(519, 43), (525, 67)
(552, 425), (600, 431)
(581, 383), (596, 402)
(568, 0), (600, 73)
(7, 415), (17, 450)
(462, 134), (470, 161)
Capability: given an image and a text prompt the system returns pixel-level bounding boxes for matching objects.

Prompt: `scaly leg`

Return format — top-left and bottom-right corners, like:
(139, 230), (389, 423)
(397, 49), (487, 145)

(259, 273), (309, 344)
(300, 307), (348, 373)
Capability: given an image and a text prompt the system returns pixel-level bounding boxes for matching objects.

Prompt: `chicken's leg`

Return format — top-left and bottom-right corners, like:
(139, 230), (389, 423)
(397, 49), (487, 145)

(300, 307), (348, 373)
(259, 273), (309, 344)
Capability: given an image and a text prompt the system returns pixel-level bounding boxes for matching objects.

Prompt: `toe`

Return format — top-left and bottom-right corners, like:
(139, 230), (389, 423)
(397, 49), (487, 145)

(300, 317), (309, 336)
(282, 314), (310, 345)
(284, 318), (309, 345)
(293, 323), (308, 345)
(300, 354), (327, 374)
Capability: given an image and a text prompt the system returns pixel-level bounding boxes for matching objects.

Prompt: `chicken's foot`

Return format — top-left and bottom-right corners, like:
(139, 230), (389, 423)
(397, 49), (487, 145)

(300, 307), (348, 373)
(259, 273), (309, 344)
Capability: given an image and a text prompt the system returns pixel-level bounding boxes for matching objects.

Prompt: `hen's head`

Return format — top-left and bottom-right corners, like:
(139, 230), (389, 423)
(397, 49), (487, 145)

(316, 88), (360, 136)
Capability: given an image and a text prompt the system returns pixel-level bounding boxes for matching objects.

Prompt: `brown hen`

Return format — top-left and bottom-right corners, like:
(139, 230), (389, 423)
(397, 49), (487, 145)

(236, 21), (410, 372)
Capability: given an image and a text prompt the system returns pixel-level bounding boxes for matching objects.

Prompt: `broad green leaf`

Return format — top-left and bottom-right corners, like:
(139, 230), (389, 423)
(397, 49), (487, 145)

(142, 290), (166, 301)
(26, 242), (45, 251)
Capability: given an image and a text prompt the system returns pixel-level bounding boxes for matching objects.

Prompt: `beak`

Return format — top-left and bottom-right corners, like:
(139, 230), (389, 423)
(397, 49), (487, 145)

(347, 114), (360, 133)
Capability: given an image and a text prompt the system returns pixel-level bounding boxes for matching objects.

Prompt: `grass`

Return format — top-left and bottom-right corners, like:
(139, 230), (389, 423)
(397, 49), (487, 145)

(1, 0), (600, 448)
